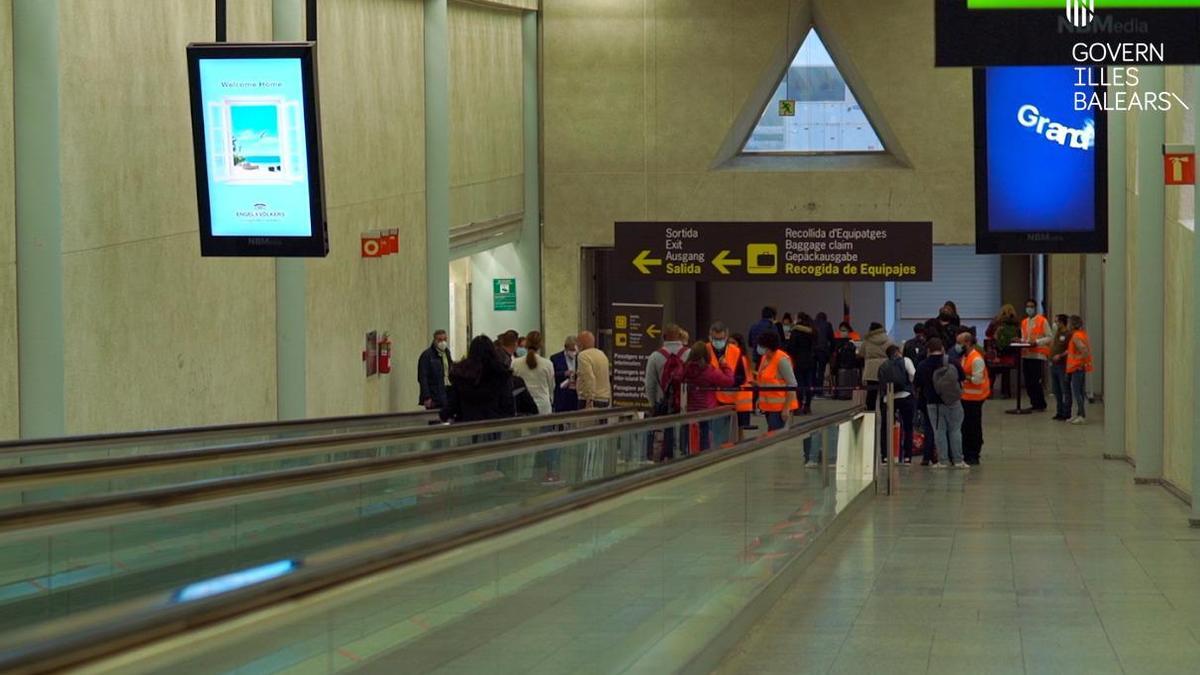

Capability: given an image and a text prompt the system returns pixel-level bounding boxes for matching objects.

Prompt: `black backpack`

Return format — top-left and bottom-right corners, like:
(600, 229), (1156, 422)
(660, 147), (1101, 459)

(835, 340), (858, 369)
(877, 358), (911, 394)
(903, 337), (927, 366)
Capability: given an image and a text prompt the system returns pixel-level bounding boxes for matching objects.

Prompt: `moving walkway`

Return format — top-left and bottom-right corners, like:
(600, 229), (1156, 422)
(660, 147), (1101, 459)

(0, 403), (877, 675)
(0, 408), (638, 506)
(0, 409), (726, 638)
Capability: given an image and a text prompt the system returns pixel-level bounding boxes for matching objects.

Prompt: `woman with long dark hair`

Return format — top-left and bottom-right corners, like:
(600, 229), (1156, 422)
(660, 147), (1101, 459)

(440, 335), (516, 422)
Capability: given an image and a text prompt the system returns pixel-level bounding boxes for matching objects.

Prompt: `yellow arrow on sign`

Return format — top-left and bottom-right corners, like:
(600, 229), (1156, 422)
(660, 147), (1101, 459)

(712, 250), (743, 275)
(633, 250), (663, 275)
(646, 324), (661, 339)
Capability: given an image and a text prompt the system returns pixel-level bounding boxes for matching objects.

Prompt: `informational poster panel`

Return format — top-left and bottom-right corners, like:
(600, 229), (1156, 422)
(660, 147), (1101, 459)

(611, 303), (664, 408)
(493, 278), (517, 311)
(187, 42), (329, 257)
(936, 0), (1200, 66)
(974, 67), (1108, 253)
(614, 222), (933, 282)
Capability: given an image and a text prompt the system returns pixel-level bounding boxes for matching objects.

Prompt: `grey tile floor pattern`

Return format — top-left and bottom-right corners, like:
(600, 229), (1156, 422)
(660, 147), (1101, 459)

(715, 402), (1200, 675)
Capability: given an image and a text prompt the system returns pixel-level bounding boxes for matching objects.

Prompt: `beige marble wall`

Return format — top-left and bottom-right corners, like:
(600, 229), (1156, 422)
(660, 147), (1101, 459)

(58, 0), (278, 433)
(0, 0), (15, 439)
(306, 0), (427, 416)
(1123, 107), (1140, 463)
(541, 0), (975, 342)
(1162, 70), (1193, 493)
(1047, 255), (1082, 318)
(449, 1), (523, 227)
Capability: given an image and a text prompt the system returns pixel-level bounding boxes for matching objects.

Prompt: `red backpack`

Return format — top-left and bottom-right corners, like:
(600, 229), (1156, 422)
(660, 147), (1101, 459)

(655, 347), (688, 415)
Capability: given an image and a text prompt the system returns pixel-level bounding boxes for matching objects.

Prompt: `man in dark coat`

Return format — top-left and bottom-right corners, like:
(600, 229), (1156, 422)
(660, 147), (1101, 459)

(417, 330), (452, 410)
(549, 335), (580, 413)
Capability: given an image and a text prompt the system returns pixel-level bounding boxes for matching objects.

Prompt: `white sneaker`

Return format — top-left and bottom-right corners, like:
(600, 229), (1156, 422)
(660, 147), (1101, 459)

(932, 463), (949, 469)
(952, 462), (971, 470)
(1070, 416), (1086, 425)
(805, 461), (819, 469)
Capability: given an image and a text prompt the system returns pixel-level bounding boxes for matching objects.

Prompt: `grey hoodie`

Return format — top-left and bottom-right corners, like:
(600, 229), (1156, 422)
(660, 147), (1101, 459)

(857, 328), (895, 384)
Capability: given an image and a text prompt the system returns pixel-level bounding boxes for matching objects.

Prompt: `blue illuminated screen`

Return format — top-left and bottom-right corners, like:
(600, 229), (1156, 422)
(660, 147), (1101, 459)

(986, 67), (1097, 233)
(196, 58), (313, 238)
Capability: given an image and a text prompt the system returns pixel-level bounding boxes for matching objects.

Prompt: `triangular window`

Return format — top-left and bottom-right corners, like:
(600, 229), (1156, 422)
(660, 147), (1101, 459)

(741, 28), (885, 155)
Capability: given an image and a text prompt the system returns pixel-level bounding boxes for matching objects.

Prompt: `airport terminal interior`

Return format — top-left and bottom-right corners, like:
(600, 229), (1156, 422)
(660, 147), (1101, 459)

(2, 0), (1200, 673)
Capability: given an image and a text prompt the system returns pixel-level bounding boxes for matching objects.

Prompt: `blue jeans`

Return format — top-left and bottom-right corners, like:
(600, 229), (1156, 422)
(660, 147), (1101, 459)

(765, 412), (788, 432)
(1050, 362), (1071, 418)
(1069, 371), (1086, 418)
(926, 403), (964, 465)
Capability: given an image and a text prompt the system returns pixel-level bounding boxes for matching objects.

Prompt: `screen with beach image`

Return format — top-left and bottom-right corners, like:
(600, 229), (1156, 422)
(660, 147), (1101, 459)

(197, 57), (313, 238)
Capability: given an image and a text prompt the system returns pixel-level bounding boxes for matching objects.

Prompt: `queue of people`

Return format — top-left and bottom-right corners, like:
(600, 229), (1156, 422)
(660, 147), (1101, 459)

(415, 327), (614, 425)
(412, 299), (1094, 474)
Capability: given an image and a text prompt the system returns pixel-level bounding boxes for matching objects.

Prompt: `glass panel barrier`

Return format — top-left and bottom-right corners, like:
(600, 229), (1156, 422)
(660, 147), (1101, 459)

(0, 409), (640, 508)
(0, 411), (443, 468)
(0, 411), (732, 637)
(0, 408), (874, 675)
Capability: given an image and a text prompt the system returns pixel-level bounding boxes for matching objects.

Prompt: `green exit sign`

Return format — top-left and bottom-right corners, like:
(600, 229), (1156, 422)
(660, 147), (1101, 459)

(968, 0), (1200, 7)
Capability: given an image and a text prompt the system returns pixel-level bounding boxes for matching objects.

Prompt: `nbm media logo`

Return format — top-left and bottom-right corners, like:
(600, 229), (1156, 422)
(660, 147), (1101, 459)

(1065, 0), (1096, 28)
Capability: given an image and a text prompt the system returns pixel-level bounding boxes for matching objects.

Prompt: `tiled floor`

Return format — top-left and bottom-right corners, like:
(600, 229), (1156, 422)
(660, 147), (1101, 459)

(715, 402), (1200, 675)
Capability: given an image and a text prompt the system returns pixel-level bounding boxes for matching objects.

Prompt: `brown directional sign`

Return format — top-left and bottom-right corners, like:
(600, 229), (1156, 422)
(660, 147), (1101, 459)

(611, 303), (664, 407)
(614, 222), (933, 282)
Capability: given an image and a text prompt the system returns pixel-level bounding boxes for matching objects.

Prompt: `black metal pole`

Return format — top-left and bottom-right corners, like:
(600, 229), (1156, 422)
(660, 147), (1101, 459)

(215, 0), (227, 42)
(306, 0), (318, 41)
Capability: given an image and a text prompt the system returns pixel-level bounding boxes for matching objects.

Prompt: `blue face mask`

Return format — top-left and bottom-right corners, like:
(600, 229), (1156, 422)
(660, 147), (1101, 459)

(954, 344), (965, 354)
(1025, 307), (1036, 317)
(516, 347), (527, 358)
(756, 346), (767, 357)
(712, 339), (727, 350)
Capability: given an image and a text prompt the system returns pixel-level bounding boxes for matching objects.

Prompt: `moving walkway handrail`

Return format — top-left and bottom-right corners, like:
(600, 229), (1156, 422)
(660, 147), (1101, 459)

(0, 409), (442, 455)
(0, 408), (725, 535)
(0, 405), (865, 675)
(0, 407), (641, 486)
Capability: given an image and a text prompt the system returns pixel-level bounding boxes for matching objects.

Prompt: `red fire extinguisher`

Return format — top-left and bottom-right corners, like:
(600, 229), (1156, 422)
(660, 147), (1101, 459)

(378, 333), (392, 374)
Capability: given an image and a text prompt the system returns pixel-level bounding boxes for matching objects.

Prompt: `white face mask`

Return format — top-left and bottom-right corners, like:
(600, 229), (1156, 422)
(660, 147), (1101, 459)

(566, 349), (577, 358)
(436, 340), (448, 351)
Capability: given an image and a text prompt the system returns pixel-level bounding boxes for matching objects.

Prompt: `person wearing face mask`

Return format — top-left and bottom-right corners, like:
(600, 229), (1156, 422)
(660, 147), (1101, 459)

(956, 329), (990, 465)
(756, 331), (798, 431)
(1020, 298), (1052, 411)
(551, 335), (580, 413)
(417, 329), (453, 410)
(778, 313), (795, 341)
(707, 321), (748, 428)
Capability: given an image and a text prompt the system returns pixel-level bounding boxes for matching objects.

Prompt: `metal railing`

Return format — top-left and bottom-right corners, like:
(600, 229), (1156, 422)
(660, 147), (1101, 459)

(0, 407), (640, 490)
(0, 408), (720, 535)
(0, 409), (442, 456)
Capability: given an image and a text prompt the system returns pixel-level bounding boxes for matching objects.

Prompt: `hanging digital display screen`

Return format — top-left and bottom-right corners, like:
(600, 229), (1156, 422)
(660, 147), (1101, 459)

(936, 0), (1200, 66)
(186, 43), (328, 257)
(974, 66), (1108, 253)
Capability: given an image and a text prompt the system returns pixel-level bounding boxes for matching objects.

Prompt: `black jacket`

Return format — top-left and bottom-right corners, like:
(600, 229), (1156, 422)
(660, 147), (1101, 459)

(785, 328), (816, 370)
(440, 368), (515, 422)
(417, 344), (452, 407)
(914, 353), (965, 406)
(511, 375), (540, 416)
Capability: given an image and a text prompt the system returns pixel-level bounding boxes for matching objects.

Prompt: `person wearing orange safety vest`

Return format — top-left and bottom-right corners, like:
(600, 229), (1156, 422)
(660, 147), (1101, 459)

(706, 321), (747, 442)
(755, 331), (798, 432)
(729, 334), (757, 430)
(956, 330), (991, 466)
(1065, 315), (1093, 425)
(1020, 298), (1052, 412)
